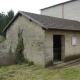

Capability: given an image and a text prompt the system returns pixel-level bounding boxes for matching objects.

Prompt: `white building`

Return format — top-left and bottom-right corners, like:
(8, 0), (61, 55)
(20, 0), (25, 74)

(41, 0), (80, 21)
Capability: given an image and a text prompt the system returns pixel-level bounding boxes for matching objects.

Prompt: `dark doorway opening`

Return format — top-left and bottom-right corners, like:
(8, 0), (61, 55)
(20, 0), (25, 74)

(53, 35), (61, 61)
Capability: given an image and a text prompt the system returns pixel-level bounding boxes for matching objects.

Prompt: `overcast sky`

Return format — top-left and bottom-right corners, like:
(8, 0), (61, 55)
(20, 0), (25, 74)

(0, 0), (70, 14)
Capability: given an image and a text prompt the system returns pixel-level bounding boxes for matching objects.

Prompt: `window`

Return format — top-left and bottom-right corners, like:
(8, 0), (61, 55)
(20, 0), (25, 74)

(72, 36), (77, 46)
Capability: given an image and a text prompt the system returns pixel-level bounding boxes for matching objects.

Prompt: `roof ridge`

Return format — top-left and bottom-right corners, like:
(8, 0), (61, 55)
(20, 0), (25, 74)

(19, 11), (79, 22)
(3, 11), (80, 32)
(20, 11), (80, 23)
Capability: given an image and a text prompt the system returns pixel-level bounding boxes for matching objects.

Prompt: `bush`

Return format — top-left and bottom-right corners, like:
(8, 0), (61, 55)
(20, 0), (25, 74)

(28, 61), (34, 66)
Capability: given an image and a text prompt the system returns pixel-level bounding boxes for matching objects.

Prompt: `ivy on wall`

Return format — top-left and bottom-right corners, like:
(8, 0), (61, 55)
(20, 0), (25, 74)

(15, 28), (34, 65)
(15, 28), (25, 63)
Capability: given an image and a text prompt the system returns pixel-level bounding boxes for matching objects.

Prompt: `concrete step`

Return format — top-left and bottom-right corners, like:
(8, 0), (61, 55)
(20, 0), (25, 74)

(48, 58), (80, 69)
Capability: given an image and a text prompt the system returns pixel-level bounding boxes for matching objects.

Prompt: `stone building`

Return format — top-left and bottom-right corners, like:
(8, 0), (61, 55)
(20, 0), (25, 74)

(41, 0), (80, 21)
(3, 11), (80, 67)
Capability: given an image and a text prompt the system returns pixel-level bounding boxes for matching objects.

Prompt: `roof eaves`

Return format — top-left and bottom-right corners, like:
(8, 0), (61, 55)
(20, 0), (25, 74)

(48, 27), (80, 31)
(19, 11), (48, 30)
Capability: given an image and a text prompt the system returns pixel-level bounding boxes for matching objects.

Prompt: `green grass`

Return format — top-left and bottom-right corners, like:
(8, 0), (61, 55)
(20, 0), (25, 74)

(0, 64), (80, 80)
(0, 52), (3, 56)
(0, 37), (5, 43)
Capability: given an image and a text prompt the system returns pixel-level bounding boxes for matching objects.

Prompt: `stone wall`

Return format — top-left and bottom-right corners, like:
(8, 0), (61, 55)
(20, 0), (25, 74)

(6, 14), (80, 67)
(6, 15), (46, 67)
(45, 30), (80, 65)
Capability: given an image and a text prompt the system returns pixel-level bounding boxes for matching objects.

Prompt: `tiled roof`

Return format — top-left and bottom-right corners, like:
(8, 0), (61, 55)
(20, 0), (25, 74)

(3, 11), (80, 32)
(21, 11), (80, 31)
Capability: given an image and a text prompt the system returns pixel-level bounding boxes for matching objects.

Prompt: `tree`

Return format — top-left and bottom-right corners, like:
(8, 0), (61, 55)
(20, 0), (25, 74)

(0, 12), (5, 25)
(0, 10), (14, 36)
(0, 12), (5, 35)
(7, 10), (14, 23)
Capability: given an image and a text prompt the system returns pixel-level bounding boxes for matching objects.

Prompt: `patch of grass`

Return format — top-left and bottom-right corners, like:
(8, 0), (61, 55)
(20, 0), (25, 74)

(0, 37), (5, 43)
(0, 66), (9, 72)
(0, 52), (3, 56)
(8, 70), (15, 74)
(0, 64), (80, 80)
(59, 68), (80, 80)
(0, 76), (5, 80)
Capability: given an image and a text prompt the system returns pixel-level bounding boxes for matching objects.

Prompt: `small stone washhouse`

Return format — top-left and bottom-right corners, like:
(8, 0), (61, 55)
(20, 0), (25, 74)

(3, 11), (80, 67)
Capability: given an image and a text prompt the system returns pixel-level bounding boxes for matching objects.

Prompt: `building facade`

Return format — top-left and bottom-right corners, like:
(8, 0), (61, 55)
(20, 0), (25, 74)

(41, 0), (80, 21)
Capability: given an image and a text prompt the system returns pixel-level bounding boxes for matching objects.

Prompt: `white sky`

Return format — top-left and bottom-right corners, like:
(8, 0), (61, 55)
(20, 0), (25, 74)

(0, 0), (70, 14)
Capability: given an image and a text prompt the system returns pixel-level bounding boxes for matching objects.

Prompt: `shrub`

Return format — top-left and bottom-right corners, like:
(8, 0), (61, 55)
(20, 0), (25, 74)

(28, 61), (34, 66)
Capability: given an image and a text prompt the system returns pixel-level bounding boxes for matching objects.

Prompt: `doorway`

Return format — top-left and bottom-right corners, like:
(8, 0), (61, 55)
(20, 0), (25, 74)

(53, 35), (61, 61)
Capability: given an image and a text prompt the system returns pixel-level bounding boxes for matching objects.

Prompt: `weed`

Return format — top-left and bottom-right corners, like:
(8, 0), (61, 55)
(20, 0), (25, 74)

(28, 61), (34, 66)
